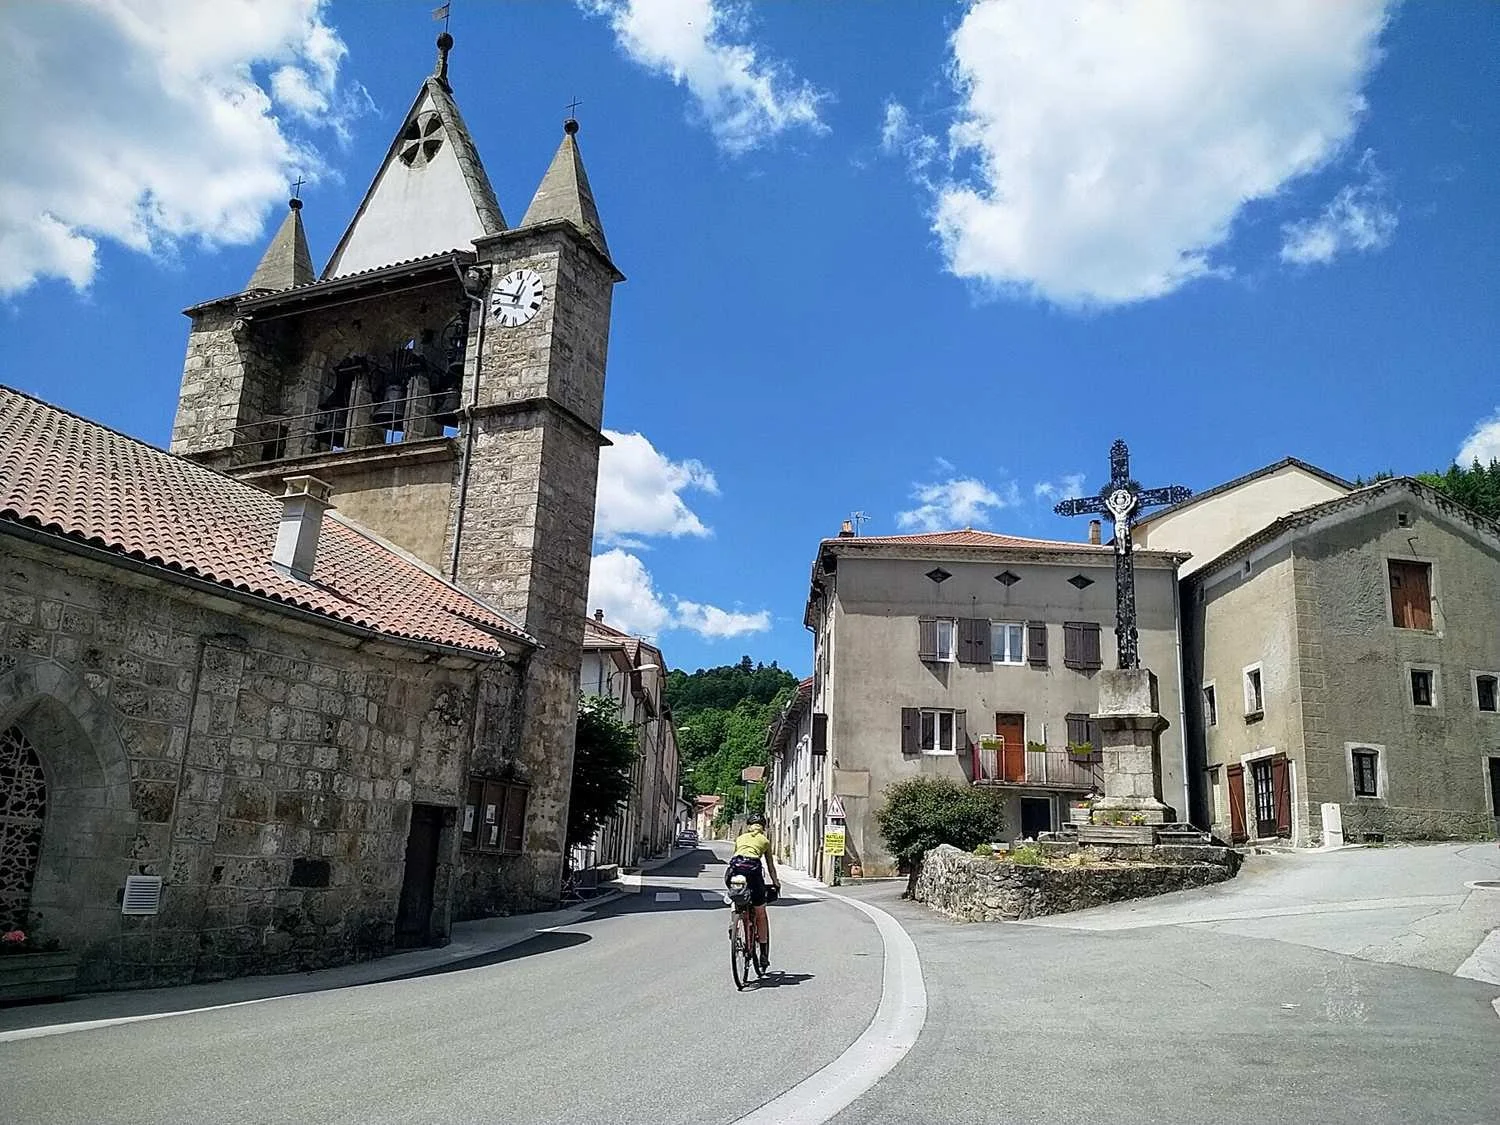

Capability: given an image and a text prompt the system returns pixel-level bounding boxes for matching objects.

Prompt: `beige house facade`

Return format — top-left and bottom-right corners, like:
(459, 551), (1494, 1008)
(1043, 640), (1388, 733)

(799, 529), (1188, 876)
(1184, 478), (1500, 846)
(767, 679), (828, 878)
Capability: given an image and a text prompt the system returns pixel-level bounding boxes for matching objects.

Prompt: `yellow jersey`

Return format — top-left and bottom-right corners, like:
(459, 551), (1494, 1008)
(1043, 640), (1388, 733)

(732, 829), (771, 859)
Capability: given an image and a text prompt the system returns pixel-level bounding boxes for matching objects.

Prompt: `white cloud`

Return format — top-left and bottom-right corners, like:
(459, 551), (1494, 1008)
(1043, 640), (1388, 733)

(1034, 474), (1087, 503)
(588, 550), (771, 640)
(1280, 149), (1398, 265)
(880, 101), (937, 178)
(596, 430), (718, 544)
(582, 0), (826, 155)
(897, 476), (1019, 532)
(0, 0), (361, 298)
(1457, 409), (1500, 467)
(926, 0), (1390, 308)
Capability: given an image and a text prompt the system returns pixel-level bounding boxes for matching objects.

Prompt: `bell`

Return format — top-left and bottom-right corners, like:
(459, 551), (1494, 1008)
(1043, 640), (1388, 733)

(371, 384), (404, 424)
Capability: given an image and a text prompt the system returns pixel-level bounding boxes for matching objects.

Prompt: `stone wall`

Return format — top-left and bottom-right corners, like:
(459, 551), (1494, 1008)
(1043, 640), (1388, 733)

(0, 537), (524, 989)
(913, 843), (1238, 923)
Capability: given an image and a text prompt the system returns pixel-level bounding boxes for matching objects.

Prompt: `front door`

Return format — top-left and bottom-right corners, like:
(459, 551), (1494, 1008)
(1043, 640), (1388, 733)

(1226, 764), (1247, 843)
(1251, 760), (1276, 838)
(1020, 796), (1052, 839)
(995, 713), (1026, 782)
(395, 804), (444, 948)
(1488, 758), (1500, 834)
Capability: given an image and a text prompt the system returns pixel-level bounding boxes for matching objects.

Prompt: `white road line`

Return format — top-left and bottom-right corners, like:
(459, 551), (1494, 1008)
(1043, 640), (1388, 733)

(654, 891), (680, 903)
(0, 996), (281, 1044)
(1455, 928), (1500, 987)
(701, 891), (725, 903)
(728, 885), (926, 1125)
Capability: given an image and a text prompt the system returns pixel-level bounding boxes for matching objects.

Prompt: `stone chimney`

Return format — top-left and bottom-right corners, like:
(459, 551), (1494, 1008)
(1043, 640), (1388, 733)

(272, 475), (334, 581)
(594, 609), (605, 622)
(838, 520), (855, 538)
(1088, 520), (1101, 546)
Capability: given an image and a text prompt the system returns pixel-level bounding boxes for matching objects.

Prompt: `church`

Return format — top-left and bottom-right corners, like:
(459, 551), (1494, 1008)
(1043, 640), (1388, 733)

(0, 32), (617, 990)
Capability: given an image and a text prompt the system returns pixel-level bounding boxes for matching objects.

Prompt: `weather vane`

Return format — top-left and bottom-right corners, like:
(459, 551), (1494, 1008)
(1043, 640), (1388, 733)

(432, 3), (451, 33)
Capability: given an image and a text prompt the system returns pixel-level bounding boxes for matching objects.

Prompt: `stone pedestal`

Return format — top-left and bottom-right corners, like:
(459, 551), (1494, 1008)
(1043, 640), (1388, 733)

(1089, 668), (1174, 825)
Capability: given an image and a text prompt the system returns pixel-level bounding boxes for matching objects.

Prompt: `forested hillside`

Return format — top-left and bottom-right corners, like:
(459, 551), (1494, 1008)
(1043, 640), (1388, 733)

(666, 656), (797, 825)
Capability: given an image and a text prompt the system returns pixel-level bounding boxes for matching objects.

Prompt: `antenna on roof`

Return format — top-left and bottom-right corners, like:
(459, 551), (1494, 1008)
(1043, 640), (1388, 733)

(850, 512), (869, 537)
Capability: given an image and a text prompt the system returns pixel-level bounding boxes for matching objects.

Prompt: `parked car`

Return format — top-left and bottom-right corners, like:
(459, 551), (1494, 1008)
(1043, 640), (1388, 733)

(676, 829), (700, 847)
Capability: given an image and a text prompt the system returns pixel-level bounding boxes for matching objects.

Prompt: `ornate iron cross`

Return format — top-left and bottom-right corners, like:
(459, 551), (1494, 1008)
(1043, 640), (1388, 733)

(1054, 440), (1191, 669)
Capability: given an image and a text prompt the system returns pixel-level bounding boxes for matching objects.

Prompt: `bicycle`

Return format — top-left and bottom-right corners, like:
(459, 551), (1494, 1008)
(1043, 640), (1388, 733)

(725, 873), (776, 990)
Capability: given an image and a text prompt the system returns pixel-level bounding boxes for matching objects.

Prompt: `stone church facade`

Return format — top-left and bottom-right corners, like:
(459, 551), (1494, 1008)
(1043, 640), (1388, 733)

(0, 32), (618, 989)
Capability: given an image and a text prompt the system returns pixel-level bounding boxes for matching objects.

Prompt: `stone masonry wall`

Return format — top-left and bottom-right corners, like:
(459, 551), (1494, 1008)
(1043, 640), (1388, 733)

(0, 538), (518, 989)
(914, 844), (1237, 923)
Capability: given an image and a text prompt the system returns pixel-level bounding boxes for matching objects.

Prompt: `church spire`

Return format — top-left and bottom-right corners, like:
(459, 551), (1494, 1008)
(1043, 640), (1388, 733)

(519, 118), (611, 261)
(246, 195), (315, 292)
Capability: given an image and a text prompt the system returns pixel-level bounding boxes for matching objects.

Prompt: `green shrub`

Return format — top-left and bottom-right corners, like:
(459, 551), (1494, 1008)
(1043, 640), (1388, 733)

(1008, 844), (1046, 866)
(876, 776), (1006, 896)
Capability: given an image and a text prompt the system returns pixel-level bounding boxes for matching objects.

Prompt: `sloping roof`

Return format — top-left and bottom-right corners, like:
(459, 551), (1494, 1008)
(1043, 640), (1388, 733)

(767, 677), (815, 754)
(1191, 476), (1500, 579)
(246, 201), (315, 292)
(826, 529), (1111, 550)
(1136, 457), (1353, 527)
(519, 123), (611, 261)
(583, 615), (646, 663)
(0, 386), (532, 657)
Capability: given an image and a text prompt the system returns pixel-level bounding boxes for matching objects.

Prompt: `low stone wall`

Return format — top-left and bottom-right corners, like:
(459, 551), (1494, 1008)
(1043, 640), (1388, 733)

(913, 844), (1239, 923)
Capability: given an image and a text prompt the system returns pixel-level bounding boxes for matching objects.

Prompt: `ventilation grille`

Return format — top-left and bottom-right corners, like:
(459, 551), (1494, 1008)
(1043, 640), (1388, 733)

(1068, 574), (1094, 590)
(994, 570), (1020, 587)
(121, 875), (164, 916)
(925, 567), (951, 584)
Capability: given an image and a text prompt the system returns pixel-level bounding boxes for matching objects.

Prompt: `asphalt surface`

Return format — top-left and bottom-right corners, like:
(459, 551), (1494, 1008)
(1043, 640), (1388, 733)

(0, 847), (884, 1125)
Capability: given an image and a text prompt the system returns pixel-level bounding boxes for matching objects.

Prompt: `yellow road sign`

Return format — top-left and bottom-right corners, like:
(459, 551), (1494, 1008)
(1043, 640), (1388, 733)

(824, 829), (846, 856)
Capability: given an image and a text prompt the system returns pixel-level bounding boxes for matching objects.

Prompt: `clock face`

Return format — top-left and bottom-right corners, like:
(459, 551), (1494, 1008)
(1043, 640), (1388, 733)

(489, 268), (545, 328)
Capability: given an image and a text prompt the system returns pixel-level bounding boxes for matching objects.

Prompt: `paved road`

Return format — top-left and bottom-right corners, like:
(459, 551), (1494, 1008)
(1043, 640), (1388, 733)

(3, 843), (1497, 1125)
(0, 847), (884, 1125)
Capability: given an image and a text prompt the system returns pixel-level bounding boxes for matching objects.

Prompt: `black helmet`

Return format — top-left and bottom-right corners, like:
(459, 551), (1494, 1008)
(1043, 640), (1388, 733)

(747, 813), (766, 827)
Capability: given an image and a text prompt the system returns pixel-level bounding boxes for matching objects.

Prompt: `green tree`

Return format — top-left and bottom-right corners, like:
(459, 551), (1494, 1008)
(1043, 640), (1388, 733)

(875, 777), (1007, 898)
(568, 696), (637, 853)
(1420, 457), (1500, 521)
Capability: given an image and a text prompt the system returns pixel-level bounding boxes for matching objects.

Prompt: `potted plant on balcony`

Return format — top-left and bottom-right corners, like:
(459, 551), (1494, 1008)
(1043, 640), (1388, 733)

(1067, 740), (1096, 762)
(0, 923), (81, 1003)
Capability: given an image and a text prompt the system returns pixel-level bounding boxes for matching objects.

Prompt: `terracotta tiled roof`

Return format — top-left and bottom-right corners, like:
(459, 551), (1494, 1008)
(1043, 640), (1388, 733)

(825, 529), (1111, 551)
(0, 386), (532, 657)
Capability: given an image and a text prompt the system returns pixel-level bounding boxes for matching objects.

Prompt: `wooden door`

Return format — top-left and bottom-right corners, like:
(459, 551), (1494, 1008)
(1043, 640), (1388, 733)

(1271, 754), (1291, 838)
(1251, 760), (1278, 839)
(1226, 764), (1247, 843)
(995, 713), (1026, 782)
(395, 804), (443, 947)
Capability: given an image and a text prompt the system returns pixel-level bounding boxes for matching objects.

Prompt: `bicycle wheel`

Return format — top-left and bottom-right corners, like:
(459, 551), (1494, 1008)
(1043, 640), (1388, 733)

(744, 912), (763, 982)
(730, 913), (748, 991)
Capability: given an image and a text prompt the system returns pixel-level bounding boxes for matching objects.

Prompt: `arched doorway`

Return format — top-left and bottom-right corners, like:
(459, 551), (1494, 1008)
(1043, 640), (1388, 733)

(0, 724), (47, 931)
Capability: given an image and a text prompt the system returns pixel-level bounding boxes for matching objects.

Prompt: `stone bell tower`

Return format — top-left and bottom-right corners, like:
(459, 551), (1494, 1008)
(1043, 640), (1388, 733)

(168, 31), (622, 902)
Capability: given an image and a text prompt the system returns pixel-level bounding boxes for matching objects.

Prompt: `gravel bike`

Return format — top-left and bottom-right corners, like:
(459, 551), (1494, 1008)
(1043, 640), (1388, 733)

(725, 872), (776, 990)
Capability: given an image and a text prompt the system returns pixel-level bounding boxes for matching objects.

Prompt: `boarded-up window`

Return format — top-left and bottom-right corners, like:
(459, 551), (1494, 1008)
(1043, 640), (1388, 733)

(1063, 622), (1102, 670)
(1388, 560), (1433, 630)
(463, 777), (529, 855)
(1027, 621), (1048, 666)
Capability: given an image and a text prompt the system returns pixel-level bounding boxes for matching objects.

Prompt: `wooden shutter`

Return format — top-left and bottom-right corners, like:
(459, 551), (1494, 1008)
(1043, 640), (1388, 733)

(971, 619), (992, 663)
(900, 707), (920, 754)
(1226, 764), (1248, 843)
(1027, 621), (1048, 666)
(1065, 714), (1088, 745)
(954, 710), (968, 753)
(1082, 623), (1102, 668)
(918, 617), (938, 661)
(811, 712), (829, 755)
(502, 784), (528, 853)
(1388, 560), (1432, 630)
(1063, 623), (1081, 668)
(1271, 753), (1291, 838)
(956, 618), (976, 663)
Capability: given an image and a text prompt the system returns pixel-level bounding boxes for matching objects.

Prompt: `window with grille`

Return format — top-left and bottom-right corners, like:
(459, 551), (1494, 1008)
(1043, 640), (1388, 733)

(1351, 749), (1380, 798)
(462, 777), (529, 854)
(0, 726), (47, 932)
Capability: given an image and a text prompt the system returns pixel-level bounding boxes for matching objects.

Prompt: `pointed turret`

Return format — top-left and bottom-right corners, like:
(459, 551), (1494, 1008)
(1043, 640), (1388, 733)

(321, 33), (505, 279)
(519, 119), (611, 261)
(246, 198), (315, 292)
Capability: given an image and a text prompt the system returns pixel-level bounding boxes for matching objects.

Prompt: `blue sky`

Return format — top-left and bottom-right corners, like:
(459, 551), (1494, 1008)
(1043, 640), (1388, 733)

(2, 1), (1497, 677)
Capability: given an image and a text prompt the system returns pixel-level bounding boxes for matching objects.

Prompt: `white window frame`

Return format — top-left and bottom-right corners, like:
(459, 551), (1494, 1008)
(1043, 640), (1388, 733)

(1406, 663), (1440, 711)
(1472, 670), (1499, 714)
(1345, 741), (1387, 800)
(991, 621), (1026, 665)
(1243, 663), (1264, 720)
(1202, 681), (1218, 728)
(933, 618), (957, 663)
(919, 708), (959, 755)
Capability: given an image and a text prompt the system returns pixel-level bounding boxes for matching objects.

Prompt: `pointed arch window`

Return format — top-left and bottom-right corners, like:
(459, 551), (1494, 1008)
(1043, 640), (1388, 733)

(0, 725), (47, 931)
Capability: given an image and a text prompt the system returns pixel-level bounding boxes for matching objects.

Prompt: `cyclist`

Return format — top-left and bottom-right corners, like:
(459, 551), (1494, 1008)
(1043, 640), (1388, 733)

(725, 813), (781, 970)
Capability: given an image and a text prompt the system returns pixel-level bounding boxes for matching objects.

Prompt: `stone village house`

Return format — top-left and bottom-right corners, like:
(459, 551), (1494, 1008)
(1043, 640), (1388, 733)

(577, 612), (682, 870)
(0, 32), (622, 988)
(769, 460), (1500, 872)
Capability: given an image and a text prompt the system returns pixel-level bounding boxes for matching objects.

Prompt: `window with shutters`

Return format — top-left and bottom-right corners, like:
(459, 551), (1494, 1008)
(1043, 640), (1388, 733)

(918, 617), (958, 662)
(1202, 683), (1218, 727)
(1351, 748), (1380, 798)
(1062, 622), (1102, 670)
(1388, 560), (1433, 630)
(1027, 621), (1048, 666)
(462, 777), (529, 854)
(917, 708), (963, 754)
(1474, 673), (1497, 713)
(1243, 664), (1264, 719)
(990, 622), (1025, 664)
(1064, 713), (1099, 751)
(957, 618), (992, 664)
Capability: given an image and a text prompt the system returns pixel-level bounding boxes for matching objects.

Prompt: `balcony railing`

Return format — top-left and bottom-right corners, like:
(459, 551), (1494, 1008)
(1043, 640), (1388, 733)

(972, 743), (1101, 790)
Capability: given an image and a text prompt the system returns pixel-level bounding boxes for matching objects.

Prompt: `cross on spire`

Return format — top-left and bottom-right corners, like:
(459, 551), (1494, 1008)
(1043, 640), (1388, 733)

(566, 96), (584, 118)
(1054, 439), (1191, 669)
(290, 176), (306, 200)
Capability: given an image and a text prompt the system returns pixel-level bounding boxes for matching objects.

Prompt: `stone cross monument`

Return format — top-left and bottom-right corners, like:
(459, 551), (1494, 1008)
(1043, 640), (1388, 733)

(1056, 441), (1191, 831)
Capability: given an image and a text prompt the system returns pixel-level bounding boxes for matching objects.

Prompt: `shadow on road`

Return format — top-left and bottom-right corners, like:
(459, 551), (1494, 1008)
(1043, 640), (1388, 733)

(590, 890), (820, 918)
(383, 930), (592, 981)
(750, 972), (815, 989)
